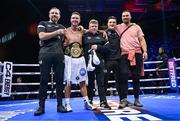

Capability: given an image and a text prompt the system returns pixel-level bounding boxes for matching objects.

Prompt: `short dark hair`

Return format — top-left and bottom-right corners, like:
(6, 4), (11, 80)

(89, 19), (99, 25)
(71, 11), (81, 17)
(122, 10), (131, 13)
(49, 7), (61, 14)
(107, 16), (117, 21)
(107, 16), (117, 22)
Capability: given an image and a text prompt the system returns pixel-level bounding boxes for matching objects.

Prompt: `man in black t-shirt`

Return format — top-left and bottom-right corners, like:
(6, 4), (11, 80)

(34, 7), (67, 116)
(104, 16), (123, 103)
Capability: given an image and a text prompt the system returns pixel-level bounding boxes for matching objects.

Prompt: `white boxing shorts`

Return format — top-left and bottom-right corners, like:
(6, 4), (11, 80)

(64, 55), (88, 85)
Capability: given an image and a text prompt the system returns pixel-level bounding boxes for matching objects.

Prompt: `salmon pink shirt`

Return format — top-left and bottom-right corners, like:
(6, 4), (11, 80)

(115, 23), (144, 52)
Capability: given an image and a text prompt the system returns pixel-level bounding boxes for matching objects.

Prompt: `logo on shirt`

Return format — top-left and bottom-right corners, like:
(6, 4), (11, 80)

(47, 25), (52, 27)
(79, 68), (86, 76)
(47, 25), (59, 28)
(96, 37), (100, 39)
(87, 37), (92, 40)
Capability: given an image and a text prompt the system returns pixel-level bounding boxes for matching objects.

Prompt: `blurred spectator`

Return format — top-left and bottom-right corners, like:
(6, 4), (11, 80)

(12, 77), (29, 100)
(155, 47), (168, 94)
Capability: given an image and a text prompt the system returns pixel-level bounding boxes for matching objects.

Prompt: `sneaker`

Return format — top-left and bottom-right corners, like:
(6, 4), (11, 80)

(100, 101), (111, 110)
(134, 99), (143, 107)
(84, 101), (96, 110)
(118, 98), (128, 109)
(65, 103), (72, 112)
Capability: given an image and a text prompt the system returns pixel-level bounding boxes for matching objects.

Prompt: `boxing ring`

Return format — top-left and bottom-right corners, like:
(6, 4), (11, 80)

(0, 58), (180, 121)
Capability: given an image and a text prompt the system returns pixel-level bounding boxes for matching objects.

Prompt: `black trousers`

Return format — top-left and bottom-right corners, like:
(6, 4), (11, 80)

(38, 52), (64, 102)
(87, 60), (107, 102)
(120, 53), (143, 99)
(104, 60), (121, 98)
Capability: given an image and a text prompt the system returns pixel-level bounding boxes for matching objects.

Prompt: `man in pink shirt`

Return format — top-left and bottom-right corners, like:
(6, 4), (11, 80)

(115, 10), (148, 108)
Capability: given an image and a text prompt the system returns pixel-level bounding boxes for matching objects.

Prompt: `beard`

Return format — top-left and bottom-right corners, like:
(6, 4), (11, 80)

(123, 19), (130, 24)
(51, 16), (58, 23)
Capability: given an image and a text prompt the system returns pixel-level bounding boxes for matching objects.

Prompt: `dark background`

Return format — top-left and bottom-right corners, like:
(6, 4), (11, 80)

(0, 0), (179, 99)
(0, 0), (180, 64)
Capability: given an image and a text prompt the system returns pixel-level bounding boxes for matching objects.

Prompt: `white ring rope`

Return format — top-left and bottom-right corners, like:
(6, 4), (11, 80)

(13, 64), (39, 67)
(1, 86), (180, 96)
(0, 59), (179, 96)
(13, 72), (40, 75)
(0, 77), (179, 86)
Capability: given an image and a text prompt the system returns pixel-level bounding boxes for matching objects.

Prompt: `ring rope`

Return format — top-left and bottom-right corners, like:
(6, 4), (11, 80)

(0, 58), (179, 96)
(1, 85), (179, 96)
(0, 77), (179, 86)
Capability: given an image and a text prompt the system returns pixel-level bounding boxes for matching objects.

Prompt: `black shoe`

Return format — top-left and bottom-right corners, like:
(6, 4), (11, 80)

(127, 100), (133, 106)
(118, 98), (128, 109)
(34, 107), (45, 116)
(134, 99), (143, 107)
(57, 105), (68, 113)
(100, 101), (111, 110)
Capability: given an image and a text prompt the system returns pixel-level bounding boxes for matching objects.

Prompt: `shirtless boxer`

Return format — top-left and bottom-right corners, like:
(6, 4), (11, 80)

(63, 12), (96, 112)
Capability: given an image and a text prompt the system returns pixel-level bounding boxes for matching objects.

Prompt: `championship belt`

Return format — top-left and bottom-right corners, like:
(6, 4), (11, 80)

(65, 42), (83, 58)
(64, 46), (70, 55)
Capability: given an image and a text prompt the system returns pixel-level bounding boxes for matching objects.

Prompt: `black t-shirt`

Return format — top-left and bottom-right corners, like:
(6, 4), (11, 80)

(156, 53), (168, 69)
(37, 21), (65, 54)
(105, 29), (121, 61)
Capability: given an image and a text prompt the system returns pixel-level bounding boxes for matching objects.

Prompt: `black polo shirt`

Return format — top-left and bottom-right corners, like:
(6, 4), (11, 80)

(83, 31), (107, 60)
(37, 21), (65, 54)
(105, 28), (121, 61)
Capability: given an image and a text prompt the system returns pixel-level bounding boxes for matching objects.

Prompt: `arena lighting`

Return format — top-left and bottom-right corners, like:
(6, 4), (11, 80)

(0, 32), (16, 44)
(124, 0), (135, 11)
(28, 23), (37, 35)
(123, 0), (147, 12)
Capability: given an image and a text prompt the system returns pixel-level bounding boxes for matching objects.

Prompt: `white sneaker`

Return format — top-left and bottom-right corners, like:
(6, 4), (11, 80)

(84, 101), (96, 110)
(92, 50), (100, 65)
(65, 103), (72, 112)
